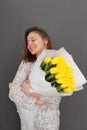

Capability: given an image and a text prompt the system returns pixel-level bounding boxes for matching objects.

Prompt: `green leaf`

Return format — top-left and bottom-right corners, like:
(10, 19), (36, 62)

(40, 61), (45, 68)
(44, 64), (50, 72)
(51, 80), (56, 86)
(56, 84), (62, 92)
(46, 70), (50, 75)
(45, 74), (55, 82)
(40, 62), (46, 70)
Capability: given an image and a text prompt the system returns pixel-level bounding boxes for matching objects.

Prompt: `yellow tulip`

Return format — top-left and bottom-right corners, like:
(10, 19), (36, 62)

(56, 78), (65, 84)
(61, 82), (68, 87)
(44, 57), (52, 64)
(55, 73), (64, 79)
(50, 67), (59, 74)
(63, 87), (74, 92)
(51, 56), (64, 65)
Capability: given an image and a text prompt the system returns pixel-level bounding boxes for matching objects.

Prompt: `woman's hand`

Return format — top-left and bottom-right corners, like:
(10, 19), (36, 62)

(21, 80), (31, 94)
(21, 80), (46, 105)
(30, 92), (40, 100)
(21, 80), (40, 100)
(35, 100), (46, 105)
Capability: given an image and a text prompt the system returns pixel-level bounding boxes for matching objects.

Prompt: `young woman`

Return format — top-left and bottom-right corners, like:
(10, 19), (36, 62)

(9, 27), (73, 130)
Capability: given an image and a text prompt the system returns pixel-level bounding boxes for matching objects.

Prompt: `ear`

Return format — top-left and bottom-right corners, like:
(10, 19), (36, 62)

(44, 39), (48, 45)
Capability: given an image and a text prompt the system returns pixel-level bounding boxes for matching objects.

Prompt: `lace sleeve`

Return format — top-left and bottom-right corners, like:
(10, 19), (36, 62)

(9, 60), (36, 110)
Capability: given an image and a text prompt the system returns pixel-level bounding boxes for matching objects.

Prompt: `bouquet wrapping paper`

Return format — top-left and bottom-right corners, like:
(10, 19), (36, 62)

(29, 47), (87, 97)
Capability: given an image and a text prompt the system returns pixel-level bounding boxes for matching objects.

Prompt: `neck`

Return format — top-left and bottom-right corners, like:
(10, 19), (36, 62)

(36, 48), (47, 57)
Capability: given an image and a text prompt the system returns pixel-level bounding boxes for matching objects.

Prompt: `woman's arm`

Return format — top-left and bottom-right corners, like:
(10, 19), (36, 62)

(21, 80), (46, 105)
(21, 80), (40, 99)
(9, 61), (37, 110)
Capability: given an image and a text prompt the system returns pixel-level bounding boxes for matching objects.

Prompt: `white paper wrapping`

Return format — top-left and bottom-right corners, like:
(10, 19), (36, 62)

(29, 48), (87, 97)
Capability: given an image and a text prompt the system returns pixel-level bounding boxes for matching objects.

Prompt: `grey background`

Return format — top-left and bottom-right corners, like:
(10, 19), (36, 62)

(0, 0), (87, 130)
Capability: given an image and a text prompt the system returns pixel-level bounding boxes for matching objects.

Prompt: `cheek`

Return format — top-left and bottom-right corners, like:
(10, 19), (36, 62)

(27, 44), (29, 48)
(37, 43), (43, 48)
(27, 44), (30, 50)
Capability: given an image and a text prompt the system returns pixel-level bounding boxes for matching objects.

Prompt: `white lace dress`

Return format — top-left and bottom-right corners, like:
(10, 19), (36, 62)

(9, 49), (83, 130)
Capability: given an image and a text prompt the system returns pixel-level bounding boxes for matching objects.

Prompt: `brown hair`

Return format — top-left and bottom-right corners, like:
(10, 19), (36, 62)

(23, 26), (52, 62)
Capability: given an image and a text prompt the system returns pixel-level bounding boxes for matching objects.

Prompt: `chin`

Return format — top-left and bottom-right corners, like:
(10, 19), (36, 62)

(30, 51), (36, 55)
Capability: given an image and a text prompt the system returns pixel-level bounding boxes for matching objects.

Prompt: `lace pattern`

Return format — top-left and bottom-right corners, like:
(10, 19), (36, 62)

(9, 61), (36, 110)
(34, 96), (61, 130)
(17, 96), (62, 130)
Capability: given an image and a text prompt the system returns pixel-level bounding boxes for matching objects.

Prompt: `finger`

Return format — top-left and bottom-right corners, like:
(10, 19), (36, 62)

(38, 100), (46, 105)
(41, 101), (46, 104)
(34, 92), (40, 96)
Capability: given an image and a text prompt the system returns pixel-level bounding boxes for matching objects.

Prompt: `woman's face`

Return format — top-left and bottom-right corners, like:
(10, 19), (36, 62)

(27, 32), (48, 57)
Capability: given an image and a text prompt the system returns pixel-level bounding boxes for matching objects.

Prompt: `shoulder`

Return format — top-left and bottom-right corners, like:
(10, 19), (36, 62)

(21, 60), (34, 65)
(19, 60), (34, 70)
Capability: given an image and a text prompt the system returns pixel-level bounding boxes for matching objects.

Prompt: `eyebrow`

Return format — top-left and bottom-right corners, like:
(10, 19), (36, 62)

(27, 36), (35, 42)
(27, 36), (35, 41)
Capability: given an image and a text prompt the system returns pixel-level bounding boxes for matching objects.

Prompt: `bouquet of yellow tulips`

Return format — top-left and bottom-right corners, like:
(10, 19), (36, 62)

(40, 56), (75, 93)
(29, 47), (86, 96)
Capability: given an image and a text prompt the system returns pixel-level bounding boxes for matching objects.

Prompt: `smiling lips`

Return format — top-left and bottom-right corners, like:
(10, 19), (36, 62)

(29, 45), (37, 52)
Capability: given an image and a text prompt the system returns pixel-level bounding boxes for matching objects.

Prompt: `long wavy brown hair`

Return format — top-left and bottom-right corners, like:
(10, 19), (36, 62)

(23, 26), (52, 62)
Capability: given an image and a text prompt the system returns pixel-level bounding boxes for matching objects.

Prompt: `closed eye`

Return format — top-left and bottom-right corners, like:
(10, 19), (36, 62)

(32, 39), (36, 42)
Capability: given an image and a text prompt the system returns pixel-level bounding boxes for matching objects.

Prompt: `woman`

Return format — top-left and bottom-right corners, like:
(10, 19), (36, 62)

(9, 26), (73, 130)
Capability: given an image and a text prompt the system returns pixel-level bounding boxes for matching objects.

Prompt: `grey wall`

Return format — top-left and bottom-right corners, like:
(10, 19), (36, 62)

(0, 0), (87, 130)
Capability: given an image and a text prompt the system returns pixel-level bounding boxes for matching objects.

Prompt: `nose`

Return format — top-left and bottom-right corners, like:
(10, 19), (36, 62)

(27, 42), (34, 49)
(27, 41), (32, 47)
